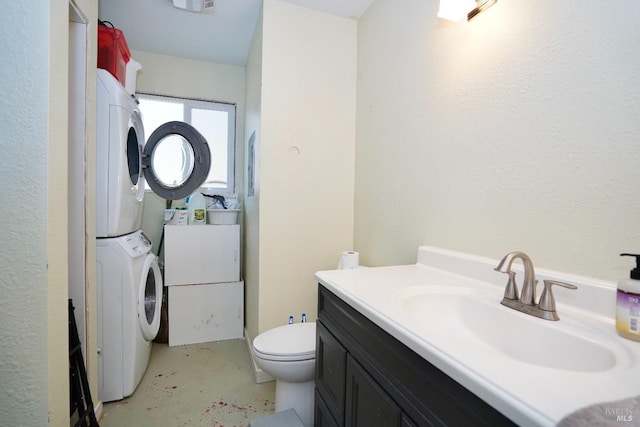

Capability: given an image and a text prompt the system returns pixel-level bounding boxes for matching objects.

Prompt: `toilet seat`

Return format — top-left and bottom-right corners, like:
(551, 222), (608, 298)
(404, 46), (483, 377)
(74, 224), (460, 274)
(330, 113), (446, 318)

(253, 322), (316, 362)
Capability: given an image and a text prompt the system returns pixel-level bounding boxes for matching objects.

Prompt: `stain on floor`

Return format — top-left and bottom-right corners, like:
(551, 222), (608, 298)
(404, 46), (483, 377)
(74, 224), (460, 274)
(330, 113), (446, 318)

(100, 339), (275, 427)
(199, 398), (274, 426)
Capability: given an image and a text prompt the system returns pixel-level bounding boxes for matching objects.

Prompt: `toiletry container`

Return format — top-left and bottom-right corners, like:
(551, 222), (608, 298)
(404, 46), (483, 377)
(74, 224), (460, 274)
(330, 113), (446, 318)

(186, 191), (206, 225)
(617, 253), (640, 341)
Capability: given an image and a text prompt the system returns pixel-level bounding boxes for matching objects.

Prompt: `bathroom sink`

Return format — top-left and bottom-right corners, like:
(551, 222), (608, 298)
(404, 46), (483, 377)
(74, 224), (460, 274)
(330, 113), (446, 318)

(398, 286), (618, 373)
(318, 247), (640, 426)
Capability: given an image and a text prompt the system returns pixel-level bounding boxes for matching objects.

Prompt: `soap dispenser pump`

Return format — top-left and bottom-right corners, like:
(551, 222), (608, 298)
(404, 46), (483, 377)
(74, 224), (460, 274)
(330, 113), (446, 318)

(616, 253), (640, 342)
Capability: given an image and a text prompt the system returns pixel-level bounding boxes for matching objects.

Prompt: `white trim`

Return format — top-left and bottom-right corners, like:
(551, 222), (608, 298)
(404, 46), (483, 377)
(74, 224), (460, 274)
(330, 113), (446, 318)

(94, 400), (103, 422)
(244, 327), (275, 384)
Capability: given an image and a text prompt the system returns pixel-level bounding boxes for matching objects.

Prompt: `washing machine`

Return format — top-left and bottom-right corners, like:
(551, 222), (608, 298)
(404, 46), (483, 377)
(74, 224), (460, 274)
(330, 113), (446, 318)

(96, 68), (212, 238)
(97, 230), (162, 402)
(95, 68), (212, 402)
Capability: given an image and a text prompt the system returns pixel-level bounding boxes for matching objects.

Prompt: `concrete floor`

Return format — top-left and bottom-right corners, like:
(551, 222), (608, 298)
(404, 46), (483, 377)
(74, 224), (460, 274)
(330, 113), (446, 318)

(99, 339), (275, 427)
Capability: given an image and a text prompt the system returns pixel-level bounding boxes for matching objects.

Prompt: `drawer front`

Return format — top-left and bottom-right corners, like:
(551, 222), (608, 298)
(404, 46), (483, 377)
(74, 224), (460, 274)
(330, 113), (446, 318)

(164, 225), (239, 285)
(168, 281), (243, 346)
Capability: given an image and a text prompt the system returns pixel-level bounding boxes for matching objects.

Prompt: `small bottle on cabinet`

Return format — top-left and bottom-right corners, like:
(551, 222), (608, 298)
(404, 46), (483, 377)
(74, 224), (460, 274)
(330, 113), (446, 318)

(617, 253), (640, 342)
(186, 191), (206, 225)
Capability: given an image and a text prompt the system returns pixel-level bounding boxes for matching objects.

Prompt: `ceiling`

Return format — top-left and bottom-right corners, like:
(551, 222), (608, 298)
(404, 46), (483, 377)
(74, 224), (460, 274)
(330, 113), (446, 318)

(99, 0), (375, 66)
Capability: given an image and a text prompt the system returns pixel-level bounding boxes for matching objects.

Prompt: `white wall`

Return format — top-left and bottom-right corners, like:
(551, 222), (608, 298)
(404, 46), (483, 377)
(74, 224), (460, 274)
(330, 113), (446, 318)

(0, 4), (50, 425)
(355, 0), (640, 280)
(48, 2), (70, 424)
(0, 1), (98, 425)
(248, 0), (357, 335)
(71, 2), (101, 414)
(244, 5), (264, 340)
(133, 50), (247, 253)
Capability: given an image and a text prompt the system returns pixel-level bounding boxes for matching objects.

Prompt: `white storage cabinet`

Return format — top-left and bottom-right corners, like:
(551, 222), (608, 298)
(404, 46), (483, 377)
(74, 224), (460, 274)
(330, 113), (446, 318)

(164, 224), (243, 346)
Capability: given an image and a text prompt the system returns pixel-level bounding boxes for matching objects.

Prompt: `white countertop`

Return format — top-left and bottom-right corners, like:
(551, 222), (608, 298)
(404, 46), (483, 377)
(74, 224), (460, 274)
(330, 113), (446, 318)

(315, 246), (640, 427)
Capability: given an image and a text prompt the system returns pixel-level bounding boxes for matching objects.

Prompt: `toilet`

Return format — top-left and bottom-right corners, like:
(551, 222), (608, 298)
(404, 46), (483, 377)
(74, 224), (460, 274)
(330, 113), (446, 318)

(252, 322), (316, 427)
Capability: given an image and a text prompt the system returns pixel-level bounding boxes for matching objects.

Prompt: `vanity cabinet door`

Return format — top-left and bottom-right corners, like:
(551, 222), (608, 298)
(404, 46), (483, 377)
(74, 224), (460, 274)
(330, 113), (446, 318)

(315, 389), (341, 427)
(318, 285), (514, 427)
(315, 321), (347, 426)
(401, 416), (418, 427)
(345, 355), (404, 427)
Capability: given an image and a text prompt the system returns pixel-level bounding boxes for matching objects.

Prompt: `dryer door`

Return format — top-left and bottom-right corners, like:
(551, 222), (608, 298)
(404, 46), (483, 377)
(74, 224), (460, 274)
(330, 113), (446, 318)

(142, 121), (211, 200)
(138, 253), (162, 341)
(127, 110), (145, 202)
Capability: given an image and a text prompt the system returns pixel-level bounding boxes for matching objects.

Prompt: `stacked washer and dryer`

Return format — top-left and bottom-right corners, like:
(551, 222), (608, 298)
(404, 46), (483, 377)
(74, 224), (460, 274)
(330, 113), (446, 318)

(95, 68), (211, 403)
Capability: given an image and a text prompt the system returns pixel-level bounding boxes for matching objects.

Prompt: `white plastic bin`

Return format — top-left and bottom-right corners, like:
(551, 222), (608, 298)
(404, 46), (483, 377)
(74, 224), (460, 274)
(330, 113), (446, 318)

(206, 209), (240, 224)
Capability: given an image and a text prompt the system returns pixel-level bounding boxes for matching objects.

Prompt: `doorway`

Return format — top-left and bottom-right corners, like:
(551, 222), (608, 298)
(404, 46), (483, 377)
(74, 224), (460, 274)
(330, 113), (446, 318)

(68, 0), (89, 358)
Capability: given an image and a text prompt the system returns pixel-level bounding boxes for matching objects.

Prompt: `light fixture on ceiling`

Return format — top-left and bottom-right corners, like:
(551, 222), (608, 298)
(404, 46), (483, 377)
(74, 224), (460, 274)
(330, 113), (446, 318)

(164, 0), (214, 13)
(438, 0), (497, 22)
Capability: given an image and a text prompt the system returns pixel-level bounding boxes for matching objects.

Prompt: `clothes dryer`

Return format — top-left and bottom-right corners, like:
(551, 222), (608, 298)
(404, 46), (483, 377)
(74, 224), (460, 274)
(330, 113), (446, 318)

(96, 230), (162, 402)
(96, 69), (212, 237)
(96, 69), (144, 237)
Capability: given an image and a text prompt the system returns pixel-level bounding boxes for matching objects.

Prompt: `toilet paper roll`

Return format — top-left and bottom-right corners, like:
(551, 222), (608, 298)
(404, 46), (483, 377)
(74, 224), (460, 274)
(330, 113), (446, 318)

(338, 251), (359, 270)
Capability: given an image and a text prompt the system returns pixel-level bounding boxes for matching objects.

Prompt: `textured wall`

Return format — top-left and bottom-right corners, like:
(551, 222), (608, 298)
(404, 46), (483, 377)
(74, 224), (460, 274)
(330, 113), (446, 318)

(243, 5), (264, 341)
(1, 2), (97, 423)
(0, 3), (50, 426)
(355, 0), (640, 280)
(258, 0), (357, 332)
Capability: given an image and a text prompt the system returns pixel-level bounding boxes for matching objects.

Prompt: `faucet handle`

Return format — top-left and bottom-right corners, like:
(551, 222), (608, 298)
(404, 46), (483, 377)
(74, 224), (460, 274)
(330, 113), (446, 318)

(538, 280), (577, 312)
(502, 271), (519, 300)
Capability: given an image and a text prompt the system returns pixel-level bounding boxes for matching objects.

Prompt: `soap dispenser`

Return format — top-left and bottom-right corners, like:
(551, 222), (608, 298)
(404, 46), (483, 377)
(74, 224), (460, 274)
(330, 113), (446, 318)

(617, 253), (640, 342)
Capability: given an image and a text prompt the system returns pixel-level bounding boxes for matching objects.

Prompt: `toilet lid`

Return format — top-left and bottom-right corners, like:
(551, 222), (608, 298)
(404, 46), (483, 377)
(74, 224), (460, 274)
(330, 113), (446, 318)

(253, 322), (316, 361)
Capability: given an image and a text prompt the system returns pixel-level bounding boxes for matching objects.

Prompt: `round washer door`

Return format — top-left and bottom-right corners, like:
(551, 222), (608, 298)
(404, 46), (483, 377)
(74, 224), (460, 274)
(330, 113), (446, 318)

(142, 121), (211, 200)
(138, 254), (163, 341)
(128, 109), (145, 203)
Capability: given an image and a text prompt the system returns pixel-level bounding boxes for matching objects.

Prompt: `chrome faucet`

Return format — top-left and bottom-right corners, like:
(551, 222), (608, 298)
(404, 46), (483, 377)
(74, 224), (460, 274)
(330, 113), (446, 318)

(494, 251), (537, 305)
(494, 251), (577, 321)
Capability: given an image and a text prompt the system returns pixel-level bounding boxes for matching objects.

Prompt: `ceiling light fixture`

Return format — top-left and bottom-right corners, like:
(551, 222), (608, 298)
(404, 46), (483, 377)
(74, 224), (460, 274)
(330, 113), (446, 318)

(437, 0), (476, 21)
(467, 0), (497, 20)
(164, 0), (214, 13)
(438, 0), (497, 22)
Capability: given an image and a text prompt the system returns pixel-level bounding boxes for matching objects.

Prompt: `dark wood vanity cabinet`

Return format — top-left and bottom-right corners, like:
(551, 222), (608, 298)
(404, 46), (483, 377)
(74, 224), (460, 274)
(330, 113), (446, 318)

(345, 354), (416, 427)
(316, 320), (347, 424)
(314, 285), (516, 427)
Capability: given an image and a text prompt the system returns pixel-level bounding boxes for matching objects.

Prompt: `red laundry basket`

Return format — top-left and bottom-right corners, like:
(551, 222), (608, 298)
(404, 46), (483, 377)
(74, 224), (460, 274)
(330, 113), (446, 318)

(97, 21), (131, 87)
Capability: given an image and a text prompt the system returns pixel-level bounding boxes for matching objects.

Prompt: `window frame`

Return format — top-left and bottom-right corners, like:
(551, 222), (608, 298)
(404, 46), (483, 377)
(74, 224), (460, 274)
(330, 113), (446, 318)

(137, 92), (237, 195)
